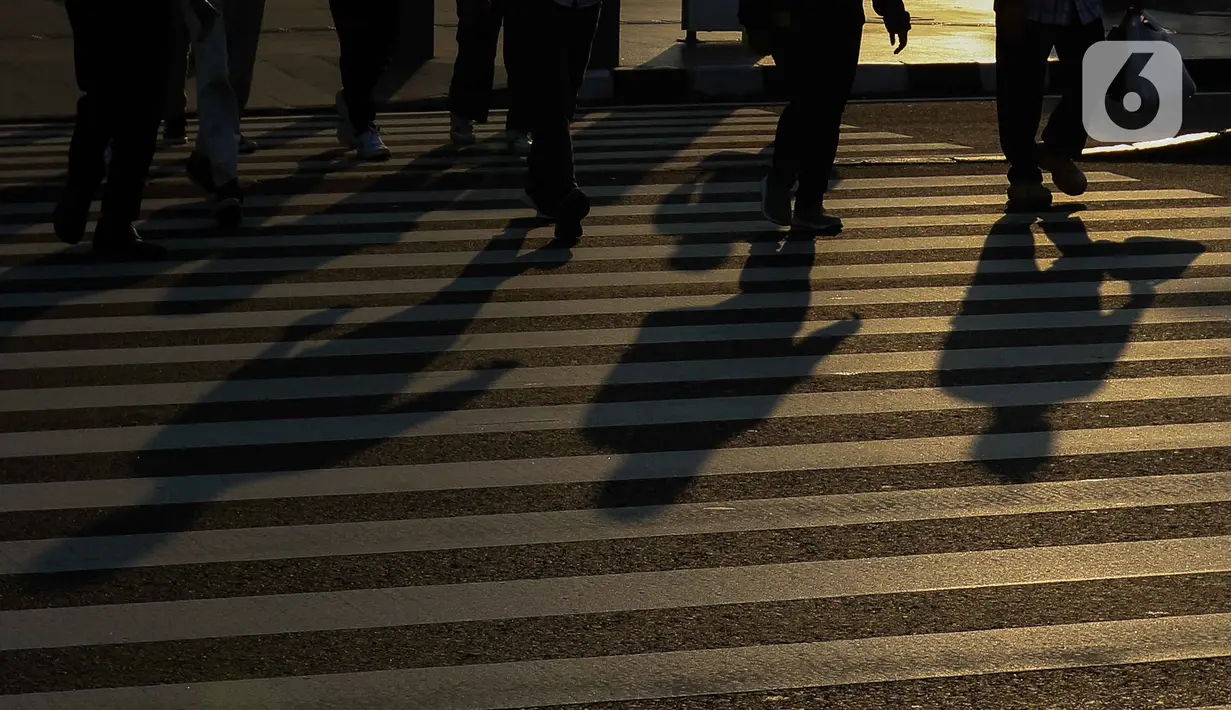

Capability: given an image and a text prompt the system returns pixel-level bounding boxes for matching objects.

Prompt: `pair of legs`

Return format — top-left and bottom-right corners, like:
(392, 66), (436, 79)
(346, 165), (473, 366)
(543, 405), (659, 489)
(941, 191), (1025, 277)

(55, 0), (173, 258)
(329, 0), (400, 159)
(761, 14), (863, 234)
(448, 0), (532, 151)
(508, 0), (602, 241)
(164, 0), (265, 150)
(176, 0), (253, 226)
(995, 9), (1104, 208)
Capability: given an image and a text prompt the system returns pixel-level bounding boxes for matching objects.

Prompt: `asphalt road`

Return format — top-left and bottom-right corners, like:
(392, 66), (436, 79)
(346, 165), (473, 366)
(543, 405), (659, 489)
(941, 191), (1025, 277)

(0, 100), (1228, 709)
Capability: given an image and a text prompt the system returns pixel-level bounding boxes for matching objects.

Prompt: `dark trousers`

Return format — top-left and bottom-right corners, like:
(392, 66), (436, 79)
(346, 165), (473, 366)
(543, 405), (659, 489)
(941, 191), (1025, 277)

(449, 0), (530, 131)
(507, 0), (601, 204)
(995, 11), (1104, 184)
(768, 14), (863, 207)
(328, 0), (401, 130)
(64, 0), (173, 226)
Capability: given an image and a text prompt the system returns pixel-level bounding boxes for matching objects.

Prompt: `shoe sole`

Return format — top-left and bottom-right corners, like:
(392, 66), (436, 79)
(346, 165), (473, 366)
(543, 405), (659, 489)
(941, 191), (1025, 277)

(791, 217), (843, 235)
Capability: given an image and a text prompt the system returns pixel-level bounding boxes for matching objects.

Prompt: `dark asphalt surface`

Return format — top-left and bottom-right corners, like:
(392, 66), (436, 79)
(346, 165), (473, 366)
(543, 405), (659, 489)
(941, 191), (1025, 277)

(0, 100), (1229, 709)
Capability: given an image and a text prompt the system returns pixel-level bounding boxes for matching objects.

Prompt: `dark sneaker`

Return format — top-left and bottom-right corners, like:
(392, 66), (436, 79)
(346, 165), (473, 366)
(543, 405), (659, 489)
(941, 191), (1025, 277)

(761, 177), (792, 226)
(1038, 150), (1088, 196)
(93, 221), (166, 260)
(53, 184), (93, 245)
(237, 134), (257, 154)
(185, 151), (216, 193)
(553, 189), (590, 244)
(1007, 181), (1053, 211)
(523, 187), (590, 223)
(791, 202), (842, 235)
(214, 179), (243, 228)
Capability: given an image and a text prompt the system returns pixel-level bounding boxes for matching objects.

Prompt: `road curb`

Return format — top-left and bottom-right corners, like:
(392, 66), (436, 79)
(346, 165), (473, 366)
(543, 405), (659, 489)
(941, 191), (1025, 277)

(578, 56), (1231, 105)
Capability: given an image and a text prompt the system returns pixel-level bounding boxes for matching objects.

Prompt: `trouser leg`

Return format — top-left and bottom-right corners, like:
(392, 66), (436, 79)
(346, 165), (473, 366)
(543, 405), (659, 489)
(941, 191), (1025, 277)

(96, 0), (172, 226)
(996, 10), (1052, 184)
(448, 0), (502, 124)
(164, 11), (191, 130)
(63, 0), (111, 198)
(181, 0), (240, 187)
(329, 0), (401, 130)
(1041, 17), (1104, 158)
(224, 0), (267, 116)
(793, 21), (862, 207)
(519, 0), (600, 205)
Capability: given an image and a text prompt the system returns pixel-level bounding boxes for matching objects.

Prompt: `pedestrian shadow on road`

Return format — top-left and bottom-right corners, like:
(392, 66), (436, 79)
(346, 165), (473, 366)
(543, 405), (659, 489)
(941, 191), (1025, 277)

(583, 226), (860, 520)
(14, 223), (574, 589)
(937, 206), (1205, 483)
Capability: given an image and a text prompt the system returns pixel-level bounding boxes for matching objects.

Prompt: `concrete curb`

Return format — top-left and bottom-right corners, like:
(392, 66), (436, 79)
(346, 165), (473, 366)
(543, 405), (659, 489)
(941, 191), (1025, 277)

(577, 57), (1231, 104)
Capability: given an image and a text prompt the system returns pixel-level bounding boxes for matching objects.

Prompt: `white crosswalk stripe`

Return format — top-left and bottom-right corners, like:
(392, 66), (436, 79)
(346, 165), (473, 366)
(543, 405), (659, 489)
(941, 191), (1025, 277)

(0, 104), (1227, 709)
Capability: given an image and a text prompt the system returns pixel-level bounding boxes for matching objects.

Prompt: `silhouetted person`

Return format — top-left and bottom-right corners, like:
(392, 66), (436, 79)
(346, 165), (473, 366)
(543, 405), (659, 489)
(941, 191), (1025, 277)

(53, 0), (206, 259)
(176, 0), (261, 228)
(995, 0), (1105, 209)
(330, 0), (399, 160)
(448, 0), (532, 153)
(746, 0), (910, 233)
(505, 0), (601, 243)
(162, 0), (265, 153)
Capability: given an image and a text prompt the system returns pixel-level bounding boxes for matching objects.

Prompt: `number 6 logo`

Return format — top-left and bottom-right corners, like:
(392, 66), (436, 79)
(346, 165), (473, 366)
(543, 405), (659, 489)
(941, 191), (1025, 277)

(1082, 40), (1184, 143)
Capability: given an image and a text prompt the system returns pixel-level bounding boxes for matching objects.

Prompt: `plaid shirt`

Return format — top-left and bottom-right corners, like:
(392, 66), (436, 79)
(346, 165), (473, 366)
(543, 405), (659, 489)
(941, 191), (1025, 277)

(1026, 0), (1103, 25)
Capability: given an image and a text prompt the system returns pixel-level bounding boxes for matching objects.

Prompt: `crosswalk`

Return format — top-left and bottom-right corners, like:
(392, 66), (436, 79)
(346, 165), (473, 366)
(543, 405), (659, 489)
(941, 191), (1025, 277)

(0, 104), (1228, 709)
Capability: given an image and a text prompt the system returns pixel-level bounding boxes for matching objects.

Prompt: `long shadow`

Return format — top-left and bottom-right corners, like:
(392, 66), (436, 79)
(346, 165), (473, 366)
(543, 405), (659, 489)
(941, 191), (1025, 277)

(937, 206), (1205, 483)
(16, 101), (745, 585)
(17, 222), (573, 587)
(583, 152), (860, 518)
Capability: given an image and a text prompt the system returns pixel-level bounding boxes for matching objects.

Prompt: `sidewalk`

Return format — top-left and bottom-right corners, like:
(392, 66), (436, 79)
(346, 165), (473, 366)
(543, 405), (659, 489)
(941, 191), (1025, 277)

(1, 0), (1229, 122)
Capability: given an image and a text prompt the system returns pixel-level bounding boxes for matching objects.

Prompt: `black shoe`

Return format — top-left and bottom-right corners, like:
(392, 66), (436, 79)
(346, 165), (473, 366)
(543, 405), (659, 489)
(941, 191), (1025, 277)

(185, 151), (216, 193)
(524, 186), (590, 223)
(791, 202), (842, 235)
(92, 220), (167, 260)
(53, 184), (93, 245)
(214, 179), (243, 228)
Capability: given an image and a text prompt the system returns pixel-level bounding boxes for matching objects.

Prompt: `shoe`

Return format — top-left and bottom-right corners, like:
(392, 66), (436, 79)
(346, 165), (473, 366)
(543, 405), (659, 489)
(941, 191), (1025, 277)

(523, 186), (590, 223)
(92, 220), (166, 259)
(354, 126), (392, 160)
(792, 202), (842, 235)
(53, 183), (93, 245)
(450, 113), (476, 146)
(214, 179), (243, 228)
(335, 90), (356, 148)
(1007, 181), (1053, 211)
(505, 129), (531, 155)
(184, 151), (216, 193)
(1038, 150), (1088, 196)
(162, 119), (187, 148)
(761, 177), (792, 227)
(237, 134), (257, 154)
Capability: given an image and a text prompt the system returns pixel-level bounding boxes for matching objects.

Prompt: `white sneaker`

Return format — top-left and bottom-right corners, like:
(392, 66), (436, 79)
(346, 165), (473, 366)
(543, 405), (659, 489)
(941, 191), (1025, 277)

(335, 90), (355, 148)
(505, 130), (531, 155)
(355, 127), (392, 160)
(450, 113), (476, 146)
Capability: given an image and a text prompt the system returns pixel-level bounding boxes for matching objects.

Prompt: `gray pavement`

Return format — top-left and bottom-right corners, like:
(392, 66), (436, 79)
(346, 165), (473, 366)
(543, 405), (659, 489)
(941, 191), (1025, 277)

(2, 0), (1231, 121)
(0, 101), (1229, 708)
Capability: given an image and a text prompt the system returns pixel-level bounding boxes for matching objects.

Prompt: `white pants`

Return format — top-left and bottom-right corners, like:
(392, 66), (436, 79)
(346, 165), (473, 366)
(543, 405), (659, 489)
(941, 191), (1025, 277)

(179, 0), (240, 188)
